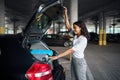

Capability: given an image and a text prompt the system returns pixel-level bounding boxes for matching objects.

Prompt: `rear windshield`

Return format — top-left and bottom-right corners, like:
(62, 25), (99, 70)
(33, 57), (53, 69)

(26, 13), (51, 41)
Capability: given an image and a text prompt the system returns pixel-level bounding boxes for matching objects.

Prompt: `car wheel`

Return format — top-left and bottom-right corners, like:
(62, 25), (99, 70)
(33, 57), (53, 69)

(64, 41), (69, 47)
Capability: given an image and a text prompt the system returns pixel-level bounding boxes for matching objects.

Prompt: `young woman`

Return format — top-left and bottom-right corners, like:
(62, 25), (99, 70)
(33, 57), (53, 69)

(49, 7), (90, 80)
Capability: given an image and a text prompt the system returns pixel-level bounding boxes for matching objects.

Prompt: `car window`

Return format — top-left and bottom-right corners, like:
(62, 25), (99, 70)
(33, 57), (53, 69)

(31, 14), (51, 35)
(36, 14), (50, 31)
(46, 35), (52, 38)
(24, 13), (52, 42)
(52, 35), (57, 39)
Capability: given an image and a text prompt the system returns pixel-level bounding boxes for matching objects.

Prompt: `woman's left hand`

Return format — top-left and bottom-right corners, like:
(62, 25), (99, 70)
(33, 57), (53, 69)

(49, 56), (58, 61)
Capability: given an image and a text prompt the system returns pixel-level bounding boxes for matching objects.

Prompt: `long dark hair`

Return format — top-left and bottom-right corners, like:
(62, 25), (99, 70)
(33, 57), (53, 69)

(73, 20), (90, 40)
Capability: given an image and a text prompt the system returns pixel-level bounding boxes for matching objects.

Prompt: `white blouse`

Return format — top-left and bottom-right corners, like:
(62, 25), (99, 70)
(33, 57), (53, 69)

(72, 35), (87, 58)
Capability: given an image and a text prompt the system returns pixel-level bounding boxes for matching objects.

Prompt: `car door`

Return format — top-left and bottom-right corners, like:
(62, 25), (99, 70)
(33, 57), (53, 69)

(0, 0), (65, 80)
(22, 0), (65, 80)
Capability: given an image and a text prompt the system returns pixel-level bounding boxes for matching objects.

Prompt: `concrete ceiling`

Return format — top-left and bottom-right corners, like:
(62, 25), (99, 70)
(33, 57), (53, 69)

(5, 0), (42, 27)
(5, 0), (120, 28)
(63, 0), (120, 19)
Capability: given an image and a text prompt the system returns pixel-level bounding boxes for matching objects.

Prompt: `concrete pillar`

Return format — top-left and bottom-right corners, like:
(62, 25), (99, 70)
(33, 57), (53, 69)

(99, 12), (104, 46)
(70, 0), (78, 61)
(0, 0), (5, 34)
(11, 19), (18, 34)
(53, 21), (55, 34)
(112, 17), (116, 34)
(70, 0), (78, 25)
(13, 21), (17, 34)
(95, 21), (98, 33)
(103, 13), (107, 46)
(99, 12), (107, 46)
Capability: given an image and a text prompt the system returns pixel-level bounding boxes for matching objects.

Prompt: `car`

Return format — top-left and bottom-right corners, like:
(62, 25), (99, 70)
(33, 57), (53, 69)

(0, 0), (65, 80)
(42, 34), (72, 47)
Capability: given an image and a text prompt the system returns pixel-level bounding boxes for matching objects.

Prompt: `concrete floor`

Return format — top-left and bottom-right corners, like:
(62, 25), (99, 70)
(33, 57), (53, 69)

(50, 42), (120, 80)
(85, 43), (120, 80)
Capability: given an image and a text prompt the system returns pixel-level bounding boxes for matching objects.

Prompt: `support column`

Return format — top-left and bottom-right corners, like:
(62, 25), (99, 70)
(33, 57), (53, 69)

(0, 0), (5, 34)
(95, 20), (98, 33)
(12, 19), (19, 34)
(99, 12), (104, 46)
(103, 13), (107, 46)
(53, 21), (55, 34)
(70, 0), (78, 25)
(70, 0), (78, 61)
(99, 12), (107, 46)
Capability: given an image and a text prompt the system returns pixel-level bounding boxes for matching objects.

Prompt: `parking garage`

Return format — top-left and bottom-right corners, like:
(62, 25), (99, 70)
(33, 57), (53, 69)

(0, 0), (120, 80)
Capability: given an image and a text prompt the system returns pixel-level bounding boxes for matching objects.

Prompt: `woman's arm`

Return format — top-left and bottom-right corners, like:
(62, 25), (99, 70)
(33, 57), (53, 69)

(49, 48), (74, 61)
(64, 7), (71, 31)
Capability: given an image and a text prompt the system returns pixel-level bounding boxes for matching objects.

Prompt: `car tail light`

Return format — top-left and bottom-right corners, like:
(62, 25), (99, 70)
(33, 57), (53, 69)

(26, 62), (54, 80)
